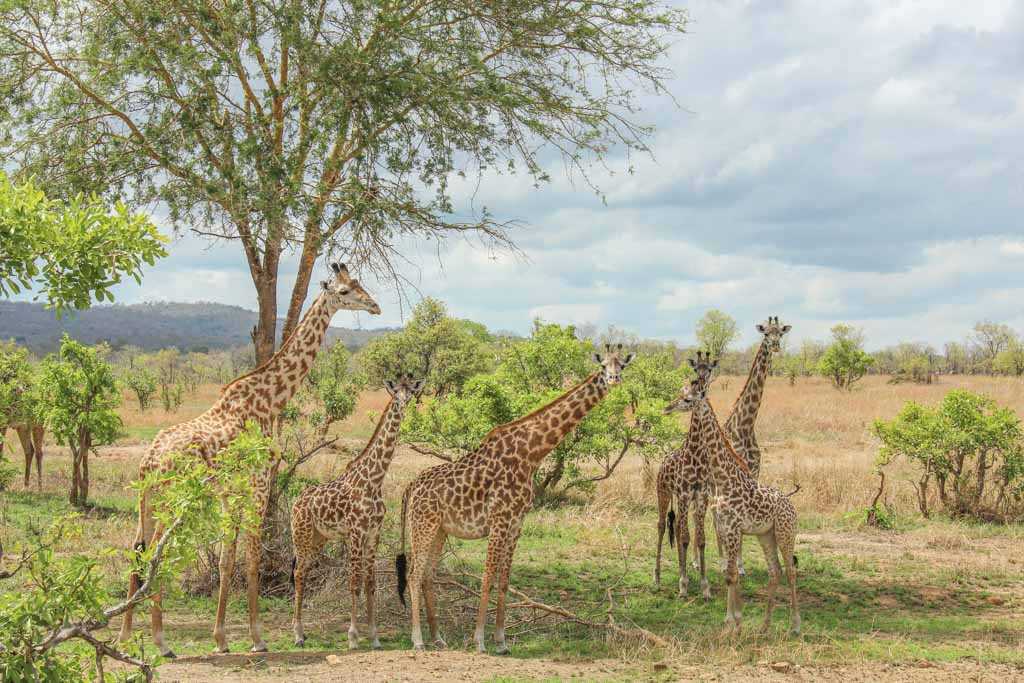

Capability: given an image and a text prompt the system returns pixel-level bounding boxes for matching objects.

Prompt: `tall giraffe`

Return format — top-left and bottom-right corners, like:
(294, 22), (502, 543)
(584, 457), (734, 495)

(654, 352), (718, 598)
(290, 374), (423, 650)
(117, 263), (380, 657)
(666, 357), (800, 635)
(724, 316), (790, 478)
(396, 345), (634, 653)
(693, 315), (792, 578)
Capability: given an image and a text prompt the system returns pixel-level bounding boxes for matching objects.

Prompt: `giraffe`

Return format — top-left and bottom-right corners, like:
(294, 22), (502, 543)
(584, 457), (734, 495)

(117, 262), (380, 657)
(395, 345), (634, 654)
(1, 420), (45, 490)
(693, 315), (792, 578)
(290, 374), (423, 650)
(653, 352), (719, 598)
(665, 354), (800, 635)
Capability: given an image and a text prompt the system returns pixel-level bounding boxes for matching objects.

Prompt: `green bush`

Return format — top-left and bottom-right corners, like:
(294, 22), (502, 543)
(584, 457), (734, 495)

(873, 389), (1024, 521)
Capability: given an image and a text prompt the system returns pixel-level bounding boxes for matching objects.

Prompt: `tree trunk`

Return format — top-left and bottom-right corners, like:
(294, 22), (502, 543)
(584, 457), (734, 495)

(251, 274), (279, 366)
(281, 241), (319, 343)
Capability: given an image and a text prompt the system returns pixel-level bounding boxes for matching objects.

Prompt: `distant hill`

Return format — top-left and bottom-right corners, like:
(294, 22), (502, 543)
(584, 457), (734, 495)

(0, 301), (394, 354)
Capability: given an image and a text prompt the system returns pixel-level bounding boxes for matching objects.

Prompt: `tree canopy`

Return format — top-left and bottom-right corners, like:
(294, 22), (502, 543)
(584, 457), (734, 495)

(694, 309), (738, 361)
(0, 174), (167, 313)
(0, 0), (687, 362)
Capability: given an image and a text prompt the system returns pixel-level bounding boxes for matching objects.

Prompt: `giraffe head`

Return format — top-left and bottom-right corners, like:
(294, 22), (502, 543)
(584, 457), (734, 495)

(756, 315), (792, 353)
(592, 343), (635, 386)
(383, 375), (425, 408)
(663, 351), (717, 414)
(320, 262), (381, 315)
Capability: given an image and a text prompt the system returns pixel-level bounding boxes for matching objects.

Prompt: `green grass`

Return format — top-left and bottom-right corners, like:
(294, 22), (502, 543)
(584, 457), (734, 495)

(4, 469), (1022, 672)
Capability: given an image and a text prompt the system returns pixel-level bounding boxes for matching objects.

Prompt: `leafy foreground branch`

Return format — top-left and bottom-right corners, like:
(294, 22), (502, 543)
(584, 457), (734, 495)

(0, 513), (185, 681)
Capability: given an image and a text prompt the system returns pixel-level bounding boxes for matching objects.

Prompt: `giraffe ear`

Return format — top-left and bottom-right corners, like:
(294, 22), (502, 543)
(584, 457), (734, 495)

(756, 324), (766, 333)
(321, 280), (329, 290)
(711, 359), (720, 369)
(411, 379), (426, 394)
(384, 380), (397, 395)
(622, 352), (635, 366)
(593, 352), (604, 364)
(687, 358), (697, 369)
(782, 325), (792, 333)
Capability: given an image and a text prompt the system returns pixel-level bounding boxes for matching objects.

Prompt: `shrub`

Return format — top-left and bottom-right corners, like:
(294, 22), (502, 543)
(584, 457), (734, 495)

(873, 389), (1024, 521)
(819, 324), (874, 390)
(124, 366), (158, 411)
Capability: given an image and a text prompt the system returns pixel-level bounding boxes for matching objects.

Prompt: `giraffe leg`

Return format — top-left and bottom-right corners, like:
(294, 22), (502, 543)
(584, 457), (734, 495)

(777, 522), (801, 635)
(119, 492), (154, 643)
(32, 425), (44, 491)
(654, 486), (670, 587)
(423, 531), (446, 649)
(212, 525), (239, 653)
(408, 520), (440, 651)
(17, 426), (33, 490)
(244, 525), (268, 652)
(694, 489), (711, 600)
(675, 495), (691, 598)
(476, 526), (512, 653)
(757, 532), (782, 633)
(493, 530), (522, 655)
(148, 521), (174, 658)
(346, 531), (366, 650)
(720, 527), (743, 634)
(291, 530), (324, 647)
(363, 529), (382, 650)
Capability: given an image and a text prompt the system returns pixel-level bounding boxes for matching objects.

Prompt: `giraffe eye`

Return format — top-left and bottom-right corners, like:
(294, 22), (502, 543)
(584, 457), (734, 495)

(339, 289), (350, 295)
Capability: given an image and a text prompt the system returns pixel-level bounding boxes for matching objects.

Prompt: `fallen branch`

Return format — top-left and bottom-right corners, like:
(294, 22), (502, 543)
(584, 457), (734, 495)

(408, 442), (458, 462)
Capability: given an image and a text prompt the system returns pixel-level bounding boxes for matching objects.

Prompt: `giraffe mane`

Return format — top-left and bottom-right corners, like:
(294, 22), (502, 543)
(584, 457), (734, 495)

(219, 293), (327, 395)
(705, 401), (751, 476)
(727, 334), (771, 417)
(344, 395), (397, 471)
(482, 371), (601, 442)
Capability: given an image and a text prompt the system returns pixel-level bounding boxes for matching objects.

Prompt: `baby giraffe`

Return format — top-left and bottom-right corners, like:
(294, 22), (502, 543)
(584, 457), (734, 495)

(664, 354), (800, 635)
(291, 375), (423, 649)
(396, 346), (633, 654)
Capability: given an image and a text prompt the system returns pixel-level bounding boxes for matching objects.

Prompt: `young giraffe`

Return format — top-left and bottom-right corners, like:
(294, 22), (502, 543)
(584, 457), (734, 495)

(117, 263), (380, 657)
(396, 345), (634, 653)
(695, 315), (791, 577)
(666, 354), (801, 635)
(653, 353), (723, 598)
(291, 374), (424, 650)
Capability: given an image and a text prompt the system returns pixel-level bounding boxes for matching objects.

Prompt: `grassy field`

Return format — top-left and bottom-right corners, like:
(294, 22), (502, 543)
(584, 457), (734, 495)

(2, 375), (1023, 681)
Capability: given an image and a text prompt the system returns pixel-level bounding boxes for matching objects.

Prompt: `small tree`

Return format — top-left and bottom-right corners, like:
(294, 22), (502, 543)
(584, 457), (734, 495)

(359, 298), (494, 396)
(694, 310), (739, 361)
(873, 390), (1024, 520)
(38, 336), (122, 506)
(306, 342), (366, 437)
(0, 172), (166, 313)
(971, 321), (1016, 373)
(124, 366), (158, 411)
(819, 324), (874, 390)
(993, 338), (1024, 377)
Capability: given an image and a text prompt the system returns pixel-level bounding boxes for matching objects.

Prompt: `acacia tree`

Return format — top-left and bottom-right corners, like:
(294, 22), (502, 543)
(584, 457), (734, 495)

(0, 1), (688, 363)
(819, 324), (874, 390)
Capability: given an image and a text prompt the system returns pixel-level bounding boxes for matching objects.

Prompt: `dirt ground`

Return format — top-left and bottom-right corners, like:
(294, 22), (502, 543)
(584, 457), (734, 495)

(159, 650), (1022, 682)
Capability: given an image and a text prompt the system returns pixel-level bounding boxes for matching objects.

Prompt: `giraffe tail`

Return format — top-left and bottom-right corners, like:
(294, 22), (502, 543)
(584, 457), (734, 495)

(290, 558), (296, 587)
(395, 483), (412, 607)
(785, 484), (802, 497)
(667, 507), (676, 548)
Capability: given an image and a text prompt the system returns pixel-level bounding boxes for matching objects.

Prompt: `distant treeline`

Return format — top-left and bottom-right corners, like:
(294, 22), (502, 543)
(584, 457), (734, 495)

(0, 301), (393, 354)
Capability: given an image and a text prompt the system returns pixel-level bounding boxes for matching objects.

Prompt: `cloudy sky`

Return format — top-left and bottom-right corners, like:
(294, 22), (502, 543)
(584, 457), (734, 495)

(96, 0), (1024, 349)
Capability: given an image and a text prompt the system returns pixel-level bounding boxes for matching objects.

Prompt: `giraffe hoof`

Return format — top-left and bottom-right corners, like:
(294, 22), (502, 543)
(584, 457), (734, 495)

(250, 643), (268, 653)
(161, 650), (177, 659)
(371, 640), (383, 650)
(294, 637), (306, 648)
(433, 638), (448, 650)
(495, 644), (510, 655)
(413, 643), (425, 652)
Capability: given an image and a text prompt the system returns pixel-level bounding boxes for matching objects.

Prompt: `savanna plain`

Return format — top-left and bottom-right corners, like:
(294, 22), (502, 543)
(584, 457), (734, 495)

(3, 375), (1023, 682)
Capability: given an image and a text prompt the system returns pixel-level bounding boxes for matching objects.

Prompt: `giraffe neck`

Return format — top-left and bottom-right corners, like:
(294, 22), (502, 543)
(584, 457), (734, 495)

(726, 338), (772, 437)
(509, 372), (610, 470)
(696, 399), (752, 489)
(347, 397), (405, 488)
(217, 293), (334, 420)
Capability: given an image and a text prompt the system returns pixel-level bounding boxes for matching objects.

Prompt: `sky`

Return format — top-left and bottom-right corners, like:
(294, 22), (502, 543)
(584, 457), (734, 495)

(84, 0), (1024, 350)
